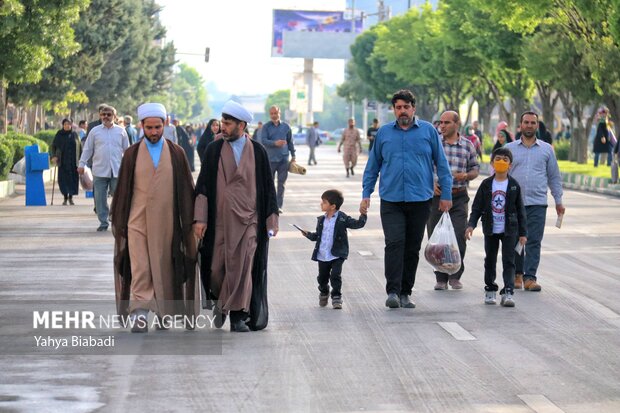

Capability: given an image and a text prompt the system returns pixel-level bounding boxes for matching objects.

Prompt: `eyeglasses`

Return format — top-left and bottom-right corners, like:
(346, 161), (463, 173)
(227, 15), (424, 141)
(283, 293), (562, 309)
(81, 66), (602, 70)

(101, 113), (114, 117)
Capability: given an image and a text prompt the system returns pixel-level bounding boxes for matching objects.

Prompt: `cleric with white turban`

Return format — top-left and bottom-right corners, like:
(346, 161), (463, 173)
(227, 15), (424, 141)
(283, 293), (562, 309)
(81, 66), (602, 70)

(137, 102), (167, 122)
(221, 100), (253, 124)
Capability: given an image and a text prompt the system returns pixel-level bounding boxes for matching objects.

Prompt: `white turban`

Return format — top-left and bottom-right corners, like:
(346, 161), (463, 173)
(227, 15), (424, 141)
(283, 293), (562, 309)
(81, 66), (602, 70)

(222, 100), (253, 123)
(137, 103), (167, 121)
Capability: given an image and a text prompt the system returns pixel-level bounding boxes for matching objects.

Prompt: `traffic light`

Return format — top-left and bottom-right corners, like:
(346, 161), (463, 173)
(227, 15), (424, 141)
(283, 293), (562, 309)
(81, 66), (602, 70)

(205, 47), (210, 63)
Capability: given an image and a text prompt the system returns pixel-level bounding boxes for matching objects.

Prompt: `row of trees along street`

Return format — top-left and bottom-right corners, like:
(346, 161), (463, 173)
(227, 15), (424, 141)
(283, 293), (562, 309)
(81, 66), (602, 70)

(0, 0), (209, 135)
(337, 0), (620, 163)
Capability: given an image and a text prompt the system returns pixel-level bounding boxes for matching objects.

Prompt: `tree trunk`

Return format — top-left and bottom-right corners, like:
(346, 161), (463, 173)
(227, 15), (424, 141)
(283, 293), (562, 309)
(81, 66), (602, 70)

(0, 83), (7, 134)
(536, 82), (557, 129)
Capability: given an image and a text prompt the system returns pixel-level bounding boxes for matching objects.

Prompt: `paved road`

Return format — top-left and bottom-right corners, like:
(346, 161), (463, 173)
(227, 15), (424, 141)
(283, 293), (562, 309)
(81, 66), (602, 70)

(1, 144), (619, 413)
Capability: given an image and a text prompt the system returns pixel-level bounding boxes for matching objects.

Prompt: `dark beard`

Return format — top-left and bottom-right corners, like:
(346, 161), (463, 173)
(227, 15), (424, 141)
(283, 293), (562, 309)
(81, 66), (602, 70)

(146, 134), (163, 143)
(223, 134), (242, 142)
(397, 116), (412, 127)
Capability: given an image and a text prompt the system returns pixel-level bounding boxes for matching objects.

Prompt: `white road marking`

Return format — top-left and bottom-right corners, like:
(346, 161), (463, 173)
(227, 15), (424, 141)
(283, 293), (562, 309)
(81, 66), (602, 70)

(518, 394), (565, 413)
(437, 322), (476, 341)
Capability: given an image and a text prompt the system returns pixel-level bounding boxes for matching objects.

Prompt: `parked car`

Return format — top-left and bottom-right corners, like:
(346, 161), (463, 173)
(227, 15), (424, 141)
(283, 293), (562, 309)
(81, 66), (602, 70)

(292, 127), (331, 145)
(330, 127), (366, 142)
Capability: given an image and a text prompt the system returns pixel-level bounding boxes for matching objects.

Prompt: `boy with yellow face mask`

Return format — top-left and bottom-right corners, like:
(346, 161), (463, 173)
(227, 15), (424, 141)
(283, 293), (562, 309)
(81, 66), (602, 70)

(465, 147), (528, 307)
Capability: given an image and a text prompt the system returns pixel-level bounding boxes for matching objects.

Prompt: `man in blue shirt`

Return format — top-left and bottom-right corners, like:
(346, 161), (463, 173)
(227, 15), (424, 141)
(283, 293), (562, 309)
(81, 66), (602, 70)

(261, 105), (296, 212)
(505, 111), (565, 292)
(361, 89), (453, 309)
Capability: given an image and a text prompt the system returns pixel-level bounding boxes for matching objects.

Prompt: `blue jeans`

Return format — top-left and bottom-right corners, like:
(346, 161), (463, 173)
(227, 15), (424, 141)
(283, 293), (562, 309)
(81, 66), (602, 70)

(515, 205), (547, 280)
(269, 159), (289, 209)
(593, 148), (612, 166)
(93, 176), (118, 228)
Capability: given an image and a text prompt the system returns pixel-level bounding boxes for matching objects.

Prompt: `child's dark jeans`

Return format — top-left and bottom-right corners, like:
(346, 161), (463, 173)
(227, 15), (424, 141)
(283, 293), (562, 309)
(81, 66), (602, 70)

(317, 258), (345, 297)
(484, 233), (517, 294)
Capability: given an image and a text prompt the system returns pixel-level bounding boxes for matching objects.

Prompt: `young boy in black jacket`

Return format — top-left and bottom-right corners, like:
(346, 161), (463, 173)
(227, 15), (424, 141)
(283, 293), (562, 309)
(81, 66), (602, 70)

(301, 189), (366, 309)
(465, 148), (527, 307)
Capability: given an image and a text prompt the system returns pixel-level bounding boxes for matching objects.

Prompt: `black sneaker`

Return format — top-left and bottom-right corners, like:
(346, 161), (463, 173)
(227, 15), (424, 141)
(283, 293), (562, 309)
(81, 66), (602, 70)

(385, 293), (400, 308)
(400, 294), (416, 308)
(96, 225), (108, 232)
(230, 319), (250, 332)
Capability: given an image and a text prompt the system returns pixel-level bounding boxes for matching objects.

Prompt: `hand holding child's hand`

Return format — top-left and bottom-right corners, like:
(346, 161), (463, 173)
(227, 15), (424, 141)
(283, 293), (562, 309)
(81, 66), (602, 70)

(464, 227), (474, 240)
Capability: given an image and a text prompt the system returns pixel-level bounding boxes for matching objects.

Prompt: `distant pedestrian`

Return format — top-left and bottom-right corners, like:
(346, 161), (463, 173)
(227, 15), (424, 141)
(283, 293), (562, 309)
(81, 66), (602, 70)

(338, 118), (362, 178)
(301, 189), (366, 310)
(124, 115), (138, 145)
(51, 118), (82, 205)
(367, 118), (379, 152)
(465, 147), (527, 307)
(472, 120), (483, 147)
(306, 121), (320, 165)
(197, 118), (220, 162)
(173, 119), (195, 172)
(593, 107), (613, 167)
(163, 115), (178, 144)
(495, 121), (513, 145)
(464, 124), (482, 162)
(537, 120), (553, 146)
(262, 105), (296, 213)
(77, 120), (87, 144)
(252, 121), (263, 141)
(505, 111), (565, 291)
(361, 89), (452, 309)
(78, 105), (129, 231)
(427, 111), (479, 291)
(492, 128), (509, 153)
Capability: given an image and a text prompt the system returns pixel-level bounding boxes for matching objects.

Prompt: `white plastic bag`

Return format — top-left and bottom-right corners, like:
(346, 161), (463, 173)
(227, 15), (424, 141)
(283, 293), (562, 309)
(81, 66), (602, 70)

(11, 157), (26, 176)
(424, 212), (462, 274)
(80, 167), (93, 191)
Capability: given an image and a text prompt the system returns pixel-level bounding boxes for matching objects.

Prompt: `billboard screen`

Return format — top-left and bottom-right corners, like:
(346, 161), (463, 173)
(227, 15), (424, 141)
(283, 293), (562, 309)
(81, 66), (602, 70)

(272, 10), (363, 58)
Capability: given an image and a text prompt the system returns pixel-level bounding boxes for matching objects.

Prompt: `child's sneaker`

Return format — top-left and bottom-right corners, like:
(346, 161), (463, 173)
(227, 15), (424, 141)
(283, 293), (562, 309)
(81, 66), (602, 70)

(500, 292), (515, 307)
(319, 292), (329, 307)
(484, 291), (497, 305)
(332, 296), (343, 309)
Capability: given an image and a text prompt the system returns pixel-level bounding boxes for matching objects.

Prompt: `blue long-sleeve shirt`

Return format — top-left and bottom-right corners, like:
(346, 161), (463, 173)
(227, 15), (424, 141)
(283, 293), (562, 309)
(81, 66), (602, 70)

(261, 120), (295, 162)
(505, 138), (563, 206)
(362, 119), (453, 202)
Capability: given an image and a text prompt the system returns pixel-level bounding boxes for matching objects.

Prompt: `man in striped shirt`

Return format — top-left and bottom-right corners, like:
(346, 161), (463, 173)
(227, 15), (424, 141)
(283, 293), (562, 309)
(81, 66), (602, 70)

(427, 111), (480, 290)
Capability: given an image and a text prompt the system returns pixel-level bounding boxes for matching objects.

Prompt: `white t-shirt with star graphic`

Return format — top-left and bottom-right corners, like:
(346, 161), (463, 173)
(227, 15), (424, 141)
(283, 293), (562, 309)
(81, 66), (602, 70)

(492, 178), (509, 234)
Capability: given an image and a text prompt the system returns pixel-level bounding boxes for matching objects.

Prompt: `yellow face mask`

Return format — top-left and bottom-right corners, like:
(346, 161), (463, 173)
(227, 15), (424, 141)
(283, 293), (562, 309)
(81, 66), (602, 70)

(493, 159), (510, 173)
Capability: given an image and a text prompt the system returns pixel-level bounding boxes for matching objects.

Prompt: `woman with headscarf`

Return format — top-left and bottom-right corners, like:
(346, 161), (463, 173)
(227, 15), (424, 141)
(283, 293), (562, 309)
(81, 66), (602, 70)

(593, 108), (613, 167)
(464, 124), (482, 161)
(197, 118), (221, 162)
(495, 121), (513, 145)
(537, 120), (553, 145)
(51, 119), (82, 205)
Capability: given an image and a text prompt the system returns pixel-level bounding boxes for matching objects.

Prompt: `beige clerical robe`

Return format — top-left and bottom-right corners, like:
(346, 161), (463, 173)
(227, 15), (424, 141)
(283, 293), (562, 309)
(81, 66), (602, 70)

(127, 141), (178, 316)
(340, 127), (361, 168)
(209, 140), (260, 314)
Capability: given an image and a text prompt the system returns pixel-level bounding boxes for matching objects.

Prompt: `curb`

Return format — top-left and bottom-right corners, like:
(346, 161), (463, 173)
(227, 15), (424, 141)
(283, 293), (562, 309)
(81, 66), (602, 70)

(0, 179), (15, 198)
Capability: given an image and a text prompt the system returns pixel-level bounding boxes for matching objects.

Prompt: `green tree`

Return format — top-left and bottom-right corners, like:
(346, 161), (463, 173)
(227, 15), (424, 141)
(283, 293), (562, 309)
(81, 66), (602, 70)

(264, 90), (290, 121)
(169, 64), (209, 121)
(0, 0), (89, 132)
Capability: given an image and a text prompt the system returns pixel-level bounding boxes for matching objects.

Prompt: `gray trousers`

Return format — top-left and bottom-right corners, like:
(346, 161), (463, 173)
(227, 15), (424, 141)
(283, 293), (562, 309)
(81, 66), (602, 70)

(270, 159), (289, 209)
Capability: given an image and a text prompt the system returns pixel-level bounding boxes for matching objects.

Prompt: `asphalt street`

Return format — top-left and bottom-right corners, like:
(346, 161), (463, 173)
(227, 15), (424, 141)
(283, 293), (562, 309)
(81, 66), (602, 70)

(0, 144), (619, 413)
